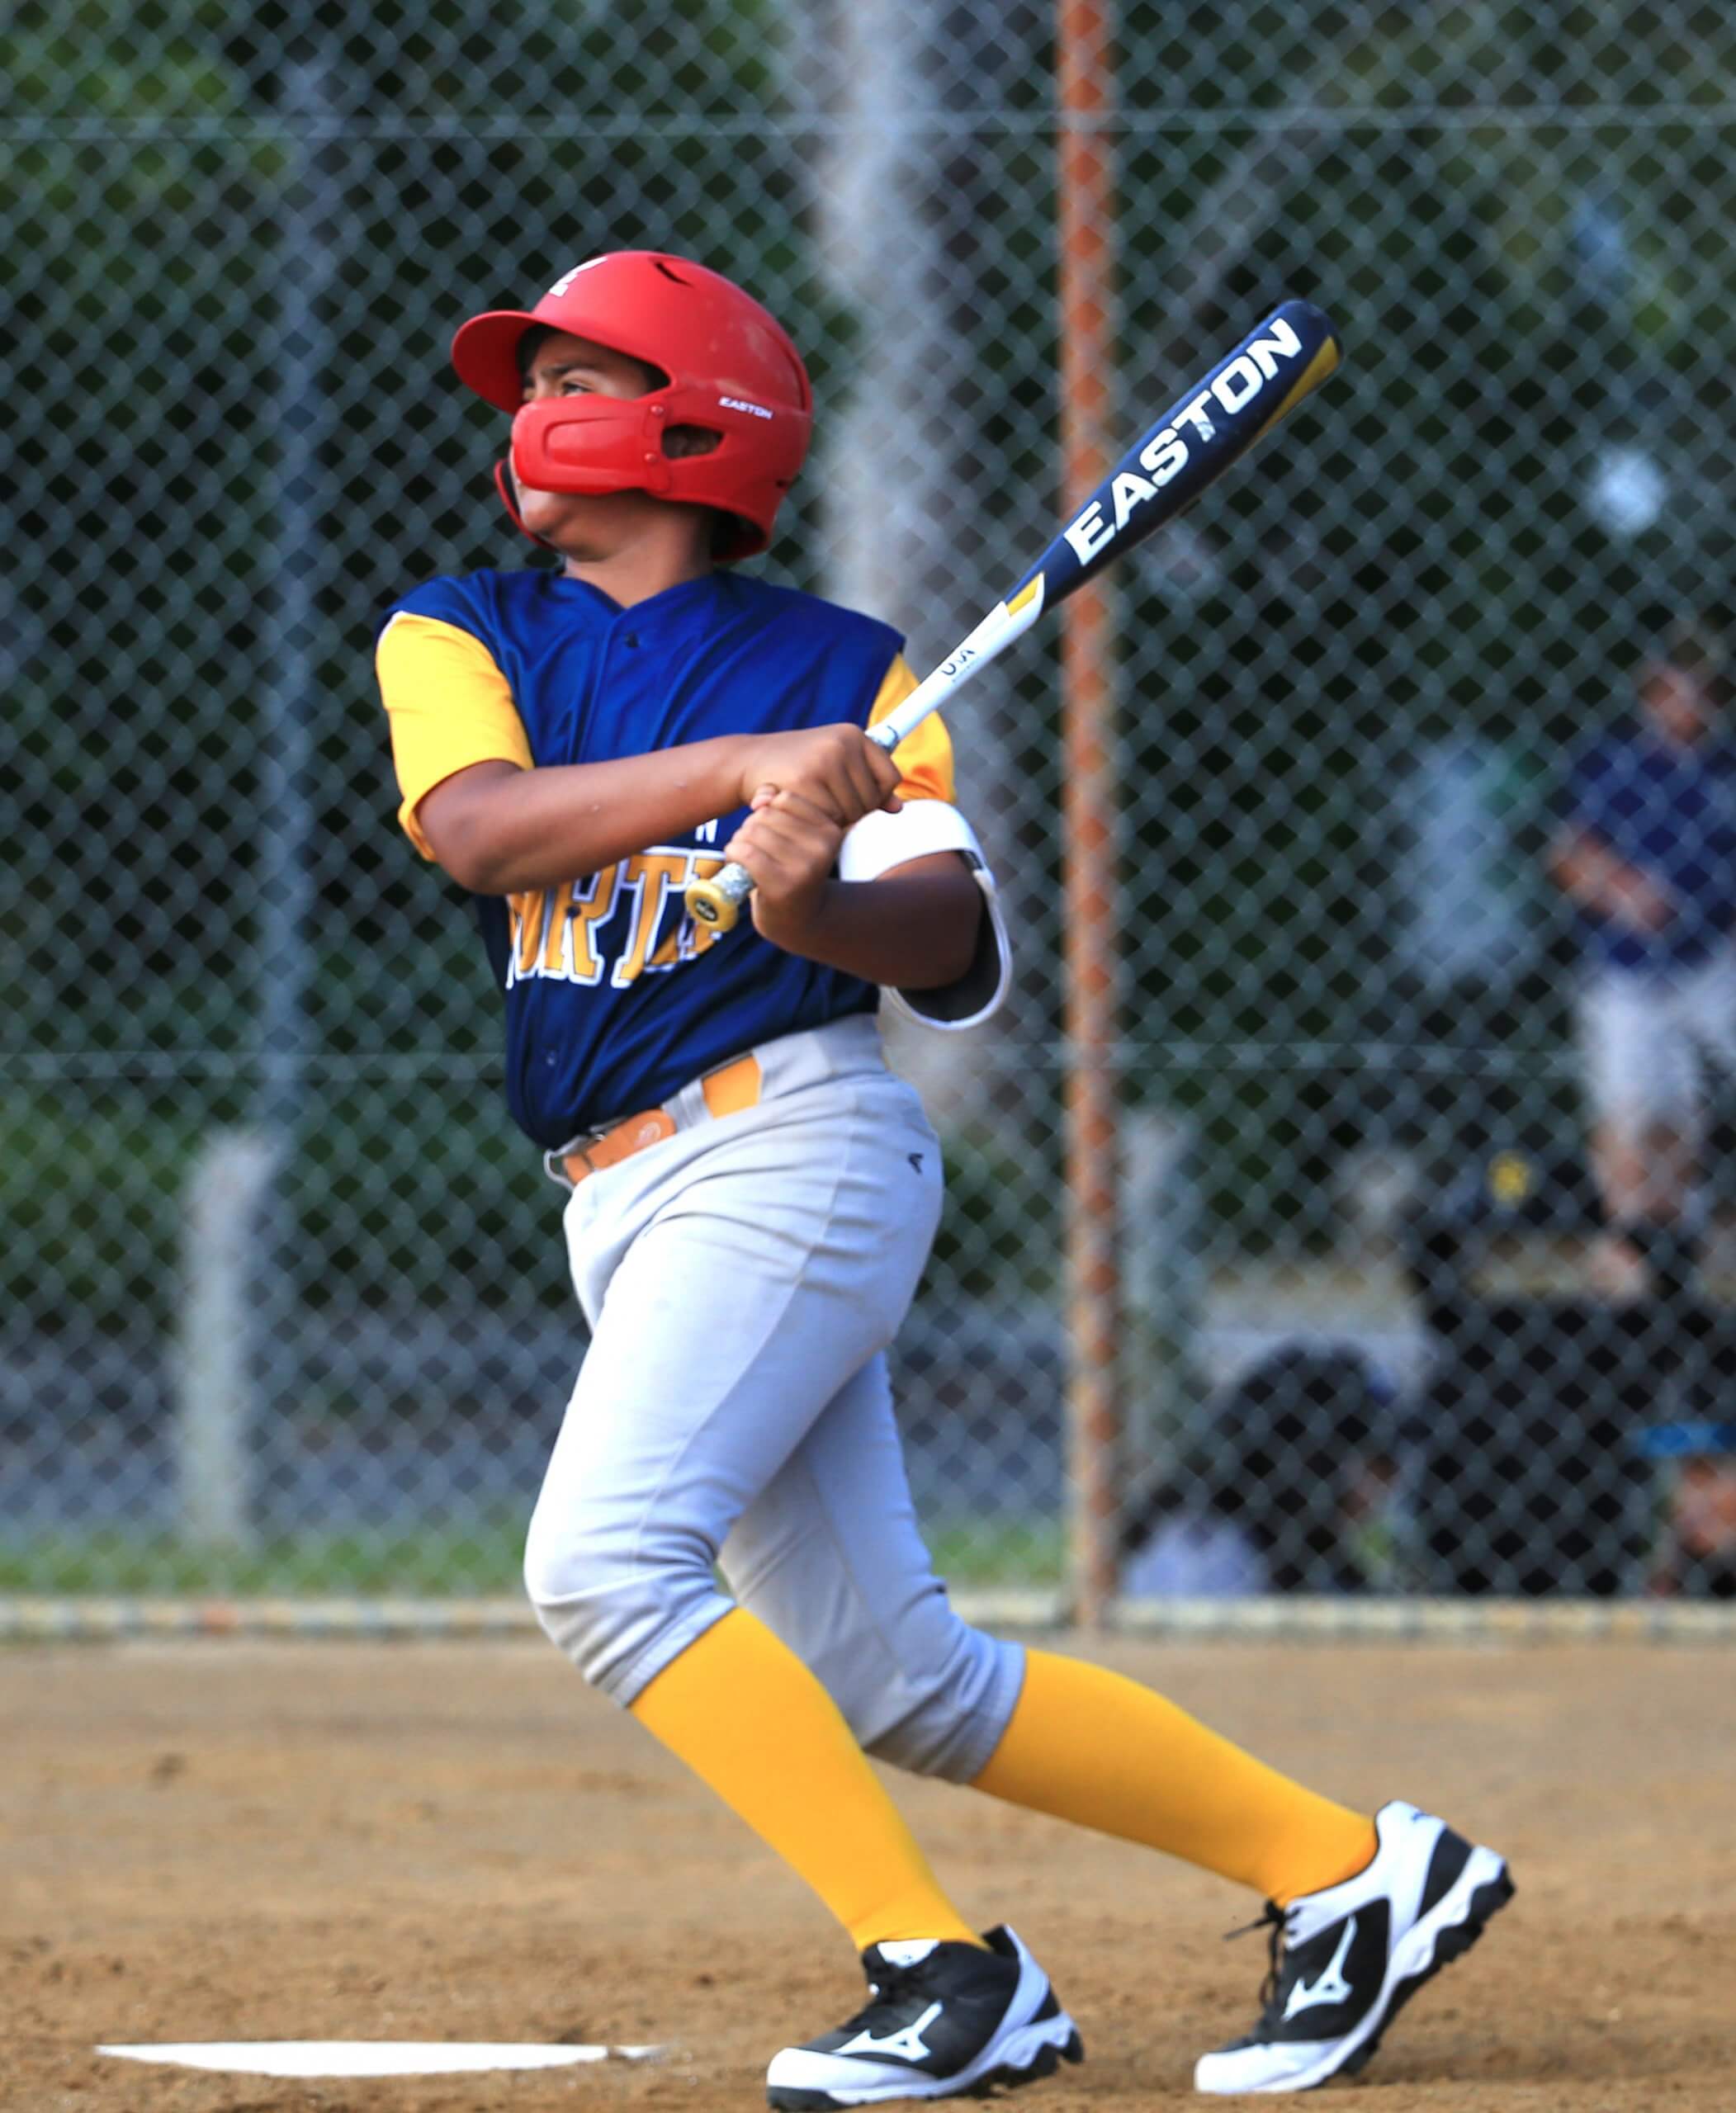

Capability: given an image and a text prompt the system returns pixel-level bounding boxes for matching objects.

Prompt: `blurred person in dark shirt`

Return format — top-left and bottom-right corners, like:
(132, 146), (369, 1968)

(1120, 1346), (1406, 1598)
(1549, 620), (1736, 1300)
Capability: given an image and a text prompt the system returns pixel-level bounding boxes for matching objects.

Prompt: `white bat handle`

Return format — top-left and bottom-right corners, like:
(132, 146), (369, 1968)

(683, 577), (1046, 934)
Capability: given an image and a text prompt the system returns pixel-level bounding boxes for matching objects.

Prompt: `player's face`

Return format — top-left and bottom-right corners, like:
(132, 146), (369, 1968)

(1644, 665), (1719, 749)
(512, 331), (664, 551)
(518, 330), (659, 409)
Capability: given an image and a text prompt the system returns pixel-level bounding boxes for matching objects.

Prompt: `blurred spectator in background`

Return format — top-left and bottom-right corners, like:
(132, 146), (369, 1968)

(1642, 1423), (1736, 1599)
(1121, 1345), (1406, 1596)
(1549, 619), (1736, 1302)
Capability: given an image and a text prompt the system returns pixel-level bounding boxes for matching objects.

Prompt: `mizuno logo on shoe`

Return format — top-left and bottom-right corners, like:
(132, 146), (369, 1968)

(1281, 1917), (1358, 2020)
(835, 1999), (943, 2063)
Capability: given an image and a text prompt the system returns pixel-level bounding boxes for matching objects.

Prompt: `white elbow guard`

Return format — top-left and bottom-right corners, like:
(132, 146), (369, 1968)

(838, 801), (1013, 1031)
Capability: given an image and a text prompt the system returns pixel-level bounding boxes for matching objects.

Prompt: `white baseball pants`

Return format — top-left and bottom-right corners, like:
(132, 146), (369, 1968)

(522, 1016), (1024, 1783)
(1578, 943), (1736, 1132)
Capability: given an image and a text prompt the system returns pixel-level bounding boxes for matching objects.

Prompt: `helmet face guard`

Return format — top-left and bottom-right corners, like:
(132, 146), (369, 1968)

(514, 390), (680, 497)
(452, 252), (811, 560)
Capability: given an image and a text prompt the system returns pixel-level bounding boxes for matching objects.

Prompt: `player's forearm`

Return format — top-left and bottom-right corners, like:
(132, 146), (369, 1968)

(1549, 832), (1619, 909)
(1550, 830), (1661, 920)
(764, 867), (982, 989)
(419, 741), (751, 894)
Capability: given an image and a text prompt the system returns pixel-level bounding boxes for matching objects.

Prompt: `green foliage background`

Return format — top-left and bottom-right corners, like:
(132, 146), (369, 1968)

(6, 0), (1733, 1346)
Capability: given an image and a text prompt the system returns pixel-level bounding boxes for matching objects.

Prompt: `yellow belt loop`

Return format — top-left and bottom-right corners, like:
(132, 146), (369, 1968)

(702, 1052), (763, 1119)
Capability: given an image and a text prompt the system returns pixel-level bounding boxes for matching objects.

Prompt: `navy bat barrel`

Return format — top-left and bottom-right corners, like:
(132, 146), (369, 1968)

(1020, 299), (1341, 604)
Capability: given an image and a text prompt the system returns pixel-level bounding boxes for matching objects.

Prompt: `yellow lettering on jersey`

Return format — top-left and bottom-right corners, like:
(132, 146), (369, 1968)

(505, 849), (726, 989)
(536, 881), (576, 971)
(545, 866), (622, 985)
(611, 852), (690, 988)
(509, 889), (548, 979)
(650, 857), (726, 969)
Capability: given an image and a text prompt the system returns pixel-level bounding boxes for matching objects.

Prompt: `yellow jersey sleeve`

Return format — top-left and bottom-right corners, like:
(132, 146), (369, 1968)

(376, 612), (533, 859)
(867, 655), (955, 803)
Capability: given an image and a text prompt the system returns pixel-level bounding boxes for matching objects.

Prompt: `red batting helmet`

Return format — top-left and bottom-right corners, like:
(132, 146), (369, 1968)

(452, 252), (812, 561)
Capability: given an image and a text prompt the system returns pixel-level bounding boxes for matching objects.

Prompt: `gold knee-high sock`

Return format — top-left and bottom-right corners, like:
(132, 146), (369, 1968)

(631, 1609), (984, 1953)
(972, 1649), (1377, 1906)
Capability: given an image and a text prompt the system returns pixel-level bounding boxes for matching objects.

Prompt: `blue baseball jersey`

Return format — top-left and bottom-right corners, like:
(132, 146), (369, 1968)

(376, 569), (913, 1148)
(1562, 726), (1736, 971)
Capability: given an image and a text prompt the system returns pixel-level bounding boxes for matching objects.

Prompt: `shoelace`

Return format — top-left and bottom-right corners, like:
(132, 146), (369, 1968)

(1223, 1900), (1291, 2017)
(839, 1959), (925, 2034)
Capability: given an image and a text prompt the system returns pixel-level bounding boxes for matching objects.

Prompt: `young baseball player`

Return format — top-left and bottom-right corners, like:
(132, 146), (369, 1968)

(376, 252), (1511, 2106)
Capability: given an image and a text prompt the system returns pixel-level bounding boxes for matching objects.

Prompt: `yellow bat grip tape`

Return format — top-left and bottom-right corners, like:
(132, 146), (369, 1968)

(684, 863), (752, 934)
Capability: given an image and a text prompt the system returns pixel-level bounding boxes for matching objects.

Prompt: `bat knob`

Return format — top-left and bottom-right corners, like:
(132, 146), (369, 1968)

(684, 861), (753, 934)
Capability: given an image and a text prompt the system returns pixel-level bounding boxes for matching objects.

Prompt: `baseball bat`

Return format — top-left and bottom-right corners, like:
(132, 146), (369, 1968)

(684, 298), (1342, 933)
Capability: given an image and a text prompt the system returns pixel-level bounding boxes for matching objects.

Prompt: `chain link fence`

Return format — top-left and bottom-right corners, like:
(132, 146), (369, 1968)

(7, 1), (1736, 1608)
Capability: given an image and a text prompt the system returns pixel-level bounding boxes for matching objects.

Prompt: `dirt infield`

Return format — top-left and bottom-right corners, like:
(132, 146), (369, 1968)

(6, 1636), (1732, 2112)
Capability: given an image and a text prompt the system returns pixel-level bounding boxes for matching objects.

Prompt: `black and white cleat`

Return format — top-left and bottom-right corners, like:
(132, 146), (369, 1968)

(1195, 1799), (1514, 2094)
(767, 1925), (1082, 2108)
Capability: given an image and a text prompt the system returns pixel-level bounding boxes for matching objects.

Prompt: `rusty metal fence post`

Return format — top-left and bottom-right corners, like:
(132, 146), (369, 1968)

(1057, 0), (1123, 1626)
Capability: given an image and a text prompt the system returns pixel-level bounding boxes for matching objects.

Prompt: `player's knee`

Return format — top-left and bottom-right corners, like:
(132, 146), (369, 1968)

(522, 1509), (720, 1698)
(849, 1613), (1023, 1783)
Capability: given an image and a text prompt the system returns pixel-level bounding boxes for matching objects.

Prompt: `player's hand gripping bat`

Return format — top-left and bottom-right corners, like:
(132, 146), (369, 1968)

(683, 299), (1341, 934)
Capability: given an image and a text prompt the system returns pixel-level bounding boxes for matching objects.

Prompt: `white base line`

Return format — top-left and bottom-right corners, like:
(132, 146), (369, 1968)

(6, 1594), (1734, 1643)
(97, 2042), (667, 2078)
